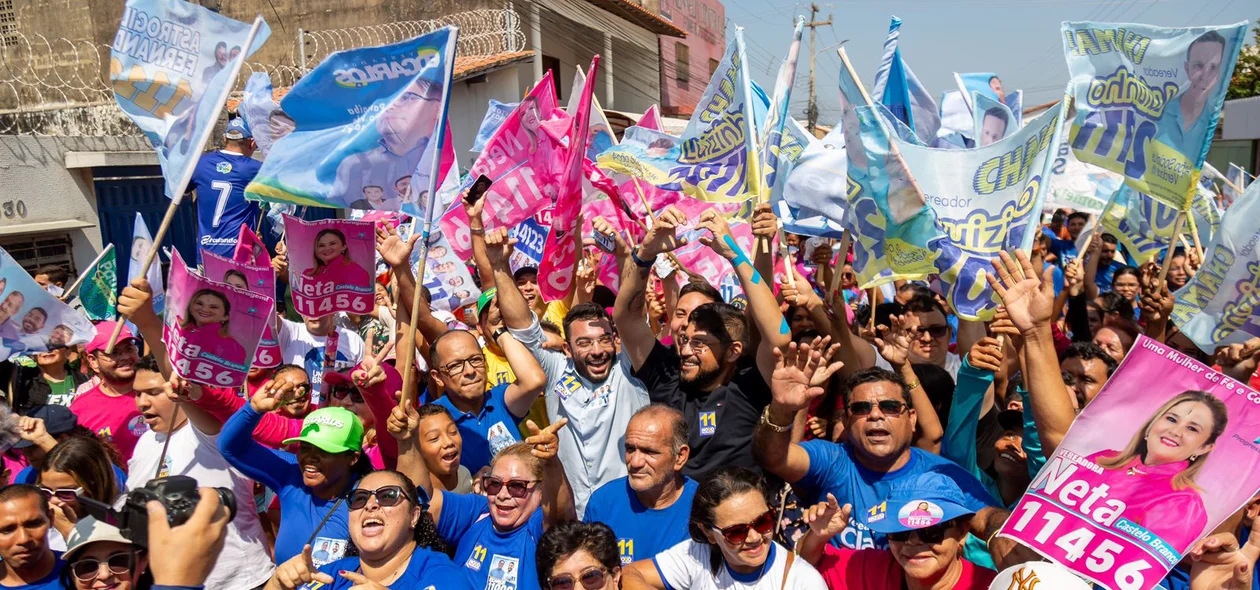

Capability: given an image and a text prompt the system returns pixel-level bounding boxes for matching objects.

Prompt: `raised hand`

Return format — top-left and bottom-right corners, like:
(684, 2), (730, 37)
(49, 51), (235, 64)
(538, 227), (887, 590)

(750, 203), (778, 240)
(1064, 257), (1084, 297)
(779, 267), (821, 308)
(986, 249), (1056, 335)
(873, 314), (917, 369)
(1188, 529), (1260, 590)
(969, 336), (1004, 373)
(484, 227), (516, 268)
(17, 416), (48, 443)
(524, 417), (568, 461)
(386, 397), (420, 442)
(1214, 338), (1260, 383)
(638, 206), (688, 259)
(770, 338), (843, 411)
(591, 216), (629, 258)
(250, 379), (298, 414)
(117, 278), (158, 327)
(352, 353), (387, 389)
(1186, 247), (1203, 276)
(163, 374), (201, 403)
(696, 209), (737, 260)
(462, 188), (487, 222)
(802, 493), (853, 540)
(270, 544), (334, 590)
(375, 222), (418, 269)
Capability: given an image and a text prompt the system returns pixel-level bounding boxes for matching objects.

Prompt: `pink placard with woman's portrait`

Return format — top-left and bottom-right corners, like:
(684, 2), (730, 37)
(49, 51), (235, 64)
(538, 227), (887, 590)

(162, 251), (270, 388)
(283, 215), (375, 319)
(998, 334), (1260, 590)
(202, 250), (280, 369)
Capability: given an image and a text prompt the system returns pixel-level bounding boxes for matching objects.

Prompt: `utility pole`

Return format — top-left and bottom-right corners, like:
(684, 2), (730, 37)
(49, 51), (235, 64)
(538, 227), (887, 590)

(804, 4), (832, 134)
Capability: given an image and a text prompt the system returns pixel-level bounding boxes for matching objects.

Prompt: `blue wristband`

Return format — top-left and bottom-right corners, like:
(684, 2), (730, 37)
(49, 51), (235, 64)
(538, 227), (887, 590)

(631, 249), (654, 268)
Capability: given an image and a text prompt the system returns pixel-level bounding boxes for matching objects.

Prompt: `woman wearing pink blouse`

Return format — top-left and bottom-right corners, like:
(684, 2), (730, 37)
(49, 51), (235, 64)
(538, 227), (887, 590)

(177, 289), (247, 367)
(302, 228), (371, 289)
(1084, 390), (1228, 551)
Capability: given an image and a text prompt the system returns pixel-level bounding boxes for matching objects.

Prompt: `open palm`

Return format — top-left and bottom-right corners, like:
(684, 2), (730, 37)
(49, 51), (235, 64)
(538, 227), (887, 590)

(771, 339), (842, 410)
(986, 250), (1054, 333)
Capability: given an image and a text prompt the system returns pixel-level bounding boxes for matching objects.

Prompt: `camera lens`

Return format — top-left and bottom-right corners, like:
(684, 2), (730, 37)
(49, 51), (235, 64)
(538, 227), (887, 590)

(214, 487), (238, 522)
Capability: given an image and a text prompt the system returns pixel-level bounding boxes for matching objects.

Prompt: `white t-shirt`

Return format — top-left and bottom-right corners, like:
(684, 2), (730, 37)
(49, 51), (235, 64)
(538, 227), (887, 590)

(278, 318), (365, 404)
(127, 422), (275, 590)
(653, 539), (826, 589)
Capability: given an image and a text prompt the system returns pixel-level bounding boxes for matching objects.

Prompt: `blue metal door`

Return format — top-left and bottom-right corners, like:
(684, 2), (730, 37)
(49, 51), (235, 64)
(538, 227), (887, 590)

(93, 166), (199, 288)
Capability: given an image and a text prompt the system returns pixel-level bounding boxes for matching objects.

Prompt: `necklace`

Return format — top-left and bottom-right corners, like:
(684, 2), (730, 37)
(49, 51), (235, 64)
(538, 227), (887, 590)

(1126, 465), (1146, 476)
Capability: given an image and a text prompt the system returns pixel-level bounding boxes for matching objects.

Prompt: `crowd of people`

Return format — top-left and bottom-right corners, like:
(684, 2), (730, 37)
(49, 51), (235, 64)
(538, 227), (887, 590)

(4, 125), (1260, 590)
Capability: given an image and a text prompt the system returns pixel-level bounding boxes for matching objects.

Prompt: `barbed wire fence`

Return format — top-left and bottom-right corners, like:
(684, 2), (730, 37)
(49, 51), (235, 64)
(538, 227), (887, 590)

(0, 8), (525, 136)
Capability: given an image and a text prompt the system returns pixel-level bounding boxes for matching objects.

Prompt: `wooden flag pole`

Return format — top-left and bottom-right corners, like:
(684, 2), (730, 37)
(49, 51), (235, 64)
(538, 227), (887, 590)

(398, 186), (441, 406)
(1158, 212), (1187, 285)
(105, 204), (177, 353)
(60, 244), (115, 302)
(828, 229), (852, 299)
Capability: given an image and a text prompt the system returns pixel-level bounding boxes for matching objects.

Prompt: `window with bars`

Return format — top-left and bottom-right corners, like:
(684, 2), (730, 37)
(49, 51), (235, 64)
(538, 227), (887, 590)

(0, 234), (76, 276)
(0, 0), (16, 48)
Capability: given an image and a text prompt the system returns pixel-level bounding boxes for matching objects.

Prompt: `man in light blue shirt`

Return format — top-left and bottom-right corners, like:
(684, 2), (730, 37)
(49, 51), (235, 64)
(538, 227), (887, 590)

(1155, 30), (1227, 162)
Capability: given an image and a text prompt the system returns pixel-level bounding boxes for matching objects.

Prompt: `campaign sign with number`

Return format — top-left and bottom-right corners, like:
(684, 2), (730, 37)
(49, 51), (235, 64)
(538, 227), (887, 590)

(284, 215), (375, 319)
(201, 251), (279, 369)
(163, 251), (269, 388)
(998, 334), (1260, 590)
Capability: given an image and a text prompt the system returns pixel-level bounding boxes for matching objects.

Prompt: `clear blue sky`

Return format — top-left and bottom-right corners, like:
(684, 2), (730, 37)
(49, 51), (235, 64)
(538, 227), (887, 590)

(724, 0), (1257, 124)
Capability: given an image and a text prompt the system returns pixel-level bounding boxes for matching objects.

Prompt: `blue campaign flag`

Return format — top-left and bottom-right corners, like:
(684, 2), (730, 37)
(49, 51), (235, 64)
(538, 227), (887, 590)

(470, 99), (519, 153)
(972, 92), (1016, 148)
(1172, 179), (1260, 352)
(246, 27), (458, 211)
(871, 17), (939, 146)
(238, 72), (289, 158)
(110, 0), (269, 202)
(955, 72), (1003, 104)
(759, 18), (804, 202)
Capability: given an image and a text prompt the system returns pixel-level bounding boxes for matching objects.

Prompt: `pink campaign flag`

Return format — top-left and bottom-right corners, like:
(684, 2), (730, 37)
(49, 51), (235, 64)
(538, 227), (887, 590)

(234, 224), (271, 267)
(163, 250), (270, 388)
(439, 72), (564, 260)
(283, 215), (375, 318)
(998, 335), (1260, 590)
(202, 250), (280, 369)
(538, 56), (600, 301)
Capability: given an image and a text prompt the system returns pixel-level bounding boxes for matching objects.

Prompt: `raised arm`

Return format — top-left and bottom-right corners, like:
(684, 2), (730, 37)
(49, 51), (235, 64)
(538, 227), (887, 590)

(465, 193), (496, 290)
(988, 249), (1076, 455)
(524, 418), (576, 526)
(750, 203), (777, 305)
(376, 222), (448, 344)
(611, 207), (688, 370)
(217, 382), (305, 491)
(385, 397), (444, 524)
(1083, 235), (1103, 301)
(484, 227), (534, 330)
(780, 265), (834, 342)
(797, 494), (852, 567)
(695, 209), (789, 380)
(497, 329), (546, 417)
(116, 278), (171, 378)
(753, 339), (843, 483)
(874, 314), (944, 453)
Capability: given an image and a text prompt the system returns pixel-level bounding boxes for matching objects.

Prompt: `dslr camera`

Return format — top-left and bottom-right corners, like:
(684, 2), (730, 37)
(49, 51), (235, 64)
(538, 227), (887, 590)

(79, 475), (236, 548)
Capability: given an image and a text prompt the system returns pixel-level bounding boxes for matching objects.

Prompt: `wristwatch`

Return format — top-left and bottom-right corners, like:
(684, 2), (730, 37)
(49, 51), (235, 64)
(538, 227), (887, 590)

(759, 405), (792, 433)
(493, 327), (509, 341)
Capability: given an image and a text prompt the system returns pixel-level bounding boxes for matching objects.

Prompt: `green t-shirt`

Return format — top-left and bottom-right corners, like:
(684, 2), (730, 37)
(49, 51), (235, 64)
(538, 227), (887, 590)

(45, 376), (77, 406)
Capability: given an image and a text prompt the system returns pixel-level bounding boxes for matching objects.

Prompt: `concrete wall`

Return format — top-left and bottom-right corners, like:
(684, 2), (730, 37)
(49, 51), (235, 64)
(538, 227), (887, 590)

(0, 135), (151, 269)
(656, 0), (724, 117)
(448, 66), (521, 169)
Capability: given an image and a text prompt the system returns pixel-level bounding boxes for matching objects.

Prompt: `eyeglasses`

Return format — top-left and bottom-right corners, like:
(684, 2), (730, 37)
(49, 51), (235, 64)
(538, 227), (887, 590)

(888, 520), (957, 544)
(70, 552), (135, 582)
(95, 339), (139, 358)
(441, 355), (486, 376)
(482, 476), (540, 499)
(548, 567), (608, 590)
(912, 325), (950, 339)
(330, 384), (364, 404)
(711, 508), (776, 545)
(38, 486), (82, 502)
(573, 334), (615, 352)
(348, 485), (412, 510)
(677, 335), (724, 356)
(847, 400), (908, 417)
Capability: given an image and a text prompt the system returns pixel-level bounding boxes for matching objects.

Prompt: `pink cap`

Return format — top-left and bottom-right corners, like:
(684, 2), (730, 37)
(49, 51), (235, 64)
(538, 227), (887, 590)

(86, 321), (134, 354)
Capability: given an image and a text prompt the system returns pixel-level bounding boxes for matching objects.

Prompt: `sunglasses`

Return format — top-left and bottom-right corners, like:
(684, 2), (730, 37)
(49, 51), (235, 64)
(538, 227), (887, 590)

(71, 552), (135, 582)
(348, 485), (412, 511)
(482, 476), (540, 499)
(912, 325), (950, 339)
(887, 519), (957, 544)
(38, 486), (82, 502)
(712, 508), (776, 545)
(548, 567), (608, 590)
(847, 399), (908, 417)
(330, 385), (364, 404)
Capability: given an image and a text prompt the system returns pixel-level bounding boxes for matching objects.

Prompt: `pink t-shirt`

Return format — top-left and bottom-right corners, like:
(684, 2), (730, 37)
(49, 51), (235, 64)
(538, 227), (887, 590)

(3, 452), (28, 484)
(817, 546), (995, 590)
(69, 384), (148, 463)
(306, 258), (370, 288)
(182, 323), (248, 368)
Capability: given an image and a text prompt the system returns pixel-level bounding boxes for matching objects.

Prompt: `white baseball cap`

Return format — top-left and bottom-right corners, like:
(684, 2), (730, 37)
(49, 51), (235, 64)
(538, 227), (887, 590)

(989, 562), (1092, 590)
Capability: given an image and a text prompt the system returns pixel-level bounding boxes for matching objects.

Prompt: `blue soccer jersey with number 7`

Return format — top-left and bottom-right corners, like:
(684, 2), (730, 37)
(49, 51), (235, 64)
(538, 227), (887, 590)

(189, 150), (263, 262)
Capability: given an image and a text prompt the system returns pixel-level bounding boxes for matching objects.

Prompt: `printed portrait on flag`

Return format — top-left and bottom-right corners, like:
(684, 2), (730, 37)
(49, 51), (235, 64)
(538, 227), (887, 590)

(202, 251), (280, 368)
(284, 216), (376, 318)
(163, 251), (269, 387)
(0, 249), (94, 359)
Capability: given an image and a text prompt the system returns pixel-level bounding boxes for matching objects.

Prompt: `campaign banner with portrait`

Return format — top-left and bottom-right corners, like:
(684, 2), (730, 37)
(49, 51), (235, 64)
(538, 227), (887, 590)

(1171, 180), (1260, 352)
(237, 72), (293, 158)
(0, 249), (95, 360)
(1098, 185), (1195, 266)
(1062, 21), (1249, 210)
(202, 251), (280, 369)
(671, 213), (759, 304)
(163, 251), (269, 387)
(78, 246), (117, 322)
(999, 335), (1260, 590)
(971, 92), (1017, 148)
(1045, 143), (1123, 215)
(597, 29), (762, 204)
(510, 213), (548, 273)
(395, 221), (480, 313)
(245, 28), (457, 211)
(438, 72), (564, 261)
(128, 213), (166, 315)
(283, 216), (375, 318)
(470, 99), (519, 153)
(110, 0), (268, 201)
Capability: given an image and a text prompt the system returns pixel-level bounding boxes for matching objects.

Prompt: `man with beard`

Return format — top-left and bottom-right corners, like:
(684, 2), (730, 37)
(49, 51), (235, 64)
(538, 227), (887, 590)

(612, 206), (791, 478)
(485, 227), (649, 518)
(68, 320), (148, 462)
(429, 328), (546, 473)
(582, 404), (696, 564)
(0, 485), (63, 590)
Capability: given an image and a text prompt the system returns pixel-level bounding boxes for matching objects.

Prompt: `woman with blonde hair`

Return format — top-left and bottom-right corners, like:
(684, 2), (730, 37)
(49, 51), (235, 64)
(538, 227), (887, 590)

(1085, 390), (1228, 549)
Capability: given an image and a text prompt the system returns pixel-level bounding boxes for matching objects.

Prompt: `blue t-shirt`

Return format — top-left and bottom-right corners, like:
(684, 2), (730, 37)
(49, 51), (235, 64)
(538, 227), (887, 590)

(434, 383), (525, 473)
(188, 150), (263, 261)
(8, 553), (64, 590)
(582, 476), (697, 564)
(439, 491), (544, 590)
(1049, 237), (1079, 268)
(1093, 259), (1126, 294)
(796, 441), (997, 550)
(304, 548), (474, 590)
(15, 464), (128, 489)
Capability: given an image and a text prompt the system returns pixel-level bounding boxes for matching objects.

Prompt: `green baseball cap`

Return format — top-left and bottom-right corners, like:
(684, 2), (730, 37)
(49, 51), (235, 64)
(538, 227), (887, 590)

(477, 287), (498, 318)
(282, 407), (364, 454)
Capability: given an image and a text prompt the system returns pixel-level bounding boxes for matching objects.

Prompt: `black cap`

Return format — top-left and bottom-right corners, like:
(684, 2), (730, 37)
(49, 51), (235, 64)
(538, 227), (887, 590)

(13, 405), (78, 449)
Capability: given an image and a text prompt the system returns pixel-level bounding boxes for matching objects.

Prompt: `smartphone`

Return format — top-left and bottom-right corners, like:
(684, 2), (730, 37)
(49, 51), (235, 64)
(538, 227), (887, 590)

(465, 175), (493, 204)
